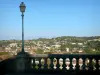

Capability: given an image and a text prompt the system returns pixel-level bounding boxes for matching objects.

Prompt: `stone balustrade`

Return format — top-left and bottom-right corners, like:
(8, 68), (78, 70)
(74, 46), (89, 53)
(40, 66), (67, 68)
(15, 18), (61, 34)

(25, 54), (100, 72)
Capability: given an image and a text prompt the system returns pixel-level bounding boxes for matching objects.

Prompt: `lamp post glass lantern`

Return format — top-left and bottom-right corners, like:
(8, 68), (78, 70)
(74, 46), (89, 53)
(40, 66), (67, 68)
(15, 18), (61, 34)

(20, 2), (26, 12)
(19, 2), (26, 53)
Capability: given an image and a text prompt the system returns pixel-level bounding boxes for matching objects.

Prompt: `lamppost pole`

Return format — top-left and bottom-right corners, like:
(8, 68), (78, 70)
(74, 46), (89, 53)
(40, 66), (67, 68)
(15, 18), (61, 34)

(19, 2), (26, 53)
(22, 12), (24, 53)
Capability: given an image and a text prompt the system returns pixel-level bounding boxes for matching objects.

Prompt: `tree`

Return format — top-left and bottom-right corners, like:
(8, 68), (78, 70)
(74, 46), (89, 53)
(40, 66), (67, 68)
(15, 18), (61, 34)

(60, 44), (66, 51)
(35, 48), (43, 54)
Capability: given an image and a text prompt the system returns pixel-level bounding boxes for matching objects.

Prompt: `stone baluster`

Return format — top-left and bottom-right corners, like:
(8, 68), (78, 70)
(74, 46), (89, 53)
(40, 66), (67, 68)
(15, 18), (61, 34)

(53, 58), (57, 69)
(92, 59), (96, 70)
(41, 58), (45, 69)
(47, 58), (51, 69)
(65, 58), (70, 70)
(72, 58), (76, 70)
(79, 58), (83, 70)
(85, 58), (90, 70)
(35, 58), (39, 69)
(59, 58), (63, 70)
(98, 60), (100, 70)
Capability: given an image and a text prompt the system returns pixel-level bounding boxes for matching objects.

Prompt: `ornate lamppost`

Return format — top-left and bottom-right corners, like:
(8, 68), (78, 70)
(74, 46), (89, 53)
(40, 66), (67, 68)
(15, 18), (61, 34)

(19, 2), (26, 53)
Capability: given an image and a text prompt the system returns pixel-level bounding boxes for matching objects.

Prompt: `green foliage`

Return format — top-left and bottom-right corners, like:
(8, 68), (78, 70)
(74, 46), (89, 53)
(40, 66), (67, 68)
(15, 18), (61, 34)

(60, 44), (66, 51)
(35, 48), (44, 54)
(87, 41), (100, 51)
(0, 52), (9, 55)
(0, 36), (100, 54)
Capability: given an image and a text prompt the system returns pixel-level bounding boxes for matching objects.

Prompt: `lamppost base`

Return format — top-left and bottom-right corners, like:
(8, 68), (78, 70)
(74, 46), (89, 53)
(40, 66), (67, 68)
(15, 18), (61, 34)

(17, 51), (26, 57)
(17, 51), (32, 57)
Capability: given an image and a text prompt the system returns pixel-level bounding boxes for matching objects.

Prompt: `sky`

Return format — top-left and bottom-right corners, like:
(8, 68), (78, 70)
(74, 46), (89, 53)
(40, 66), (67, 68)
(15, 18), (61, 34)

(0, 0), (100, 40)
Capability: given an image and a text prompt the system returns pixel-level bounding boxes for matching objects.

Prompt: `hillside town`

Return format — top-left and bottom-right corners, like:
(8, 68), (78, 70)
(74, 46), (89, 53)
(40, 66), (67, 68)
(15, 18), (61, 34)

(0, 36), (100, 61)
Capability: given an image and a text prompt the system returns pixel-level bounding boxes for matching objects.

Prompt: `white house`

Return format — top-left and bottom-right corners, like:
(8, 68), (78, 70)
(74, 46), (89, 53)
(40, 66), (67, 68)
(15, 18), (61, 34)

(66, 48), (69, 52)
(78, 43), (83, 45)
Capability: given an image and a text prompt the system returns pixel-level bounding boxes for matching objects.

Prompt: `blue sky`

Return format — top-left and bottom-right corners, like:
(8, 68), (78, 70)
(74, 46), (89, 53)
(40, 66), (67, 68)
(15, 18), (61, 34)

(0, 0), (100, 40)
